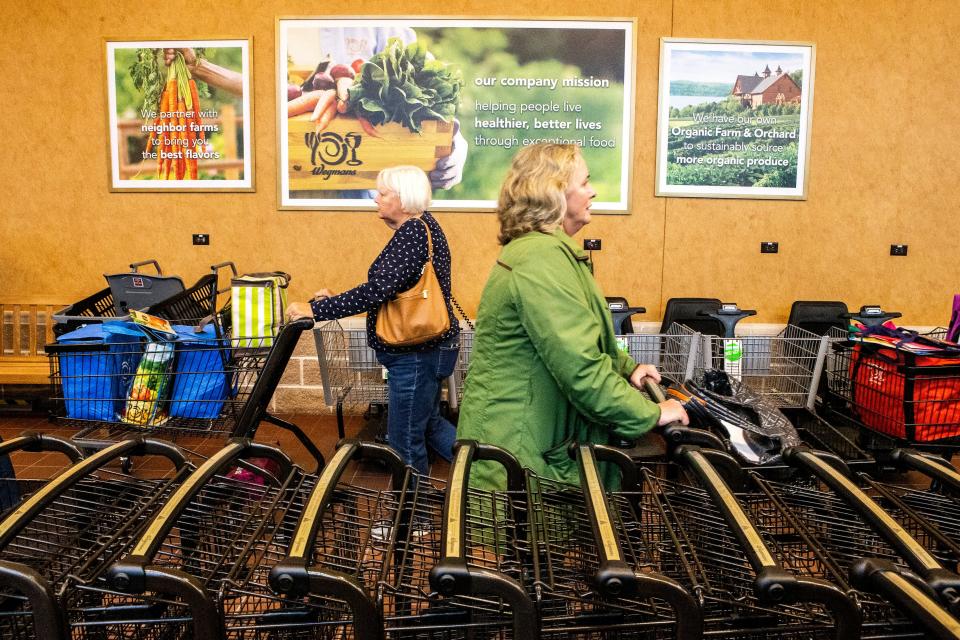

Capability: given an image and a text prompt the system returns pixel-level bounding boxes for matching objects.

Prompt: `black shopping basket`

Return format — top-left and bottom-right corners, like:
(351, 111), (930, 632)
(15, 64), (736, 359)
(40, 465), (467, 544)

(52, 260), (187, 336)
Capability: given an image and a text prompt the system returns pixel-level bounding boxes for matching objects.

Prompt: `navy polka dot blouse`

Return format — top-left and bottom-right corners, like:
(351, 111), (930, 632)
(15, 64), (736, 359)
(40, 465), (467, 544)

(310, 212), (460, 353)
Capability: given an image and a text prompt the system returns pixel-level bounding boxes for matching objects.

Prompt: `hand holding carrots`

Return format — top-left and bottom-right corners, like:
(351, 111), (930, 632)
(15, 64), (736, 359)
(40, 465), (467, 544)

(286, 62), (357, 134)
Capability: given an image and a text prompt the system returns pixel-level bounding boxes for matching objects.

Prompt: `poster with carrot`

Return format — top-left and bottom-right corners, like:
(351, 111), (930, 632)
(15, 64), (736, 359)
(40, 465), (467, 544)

(277, 19), (635, 212)
(106, 39), (253, 191)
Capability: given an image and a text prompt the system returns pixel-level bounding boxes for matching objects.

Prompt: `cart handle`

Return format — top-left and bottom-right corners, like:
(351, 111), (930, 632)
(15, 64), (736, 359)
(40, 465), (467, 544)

(0, 560), (69, 640)
(270, 439), (405, 592)
(0, 432), (83, 463)
(785, 445), (960, 612)
(851, 559), (960, 640)
(430, 440), (523, 562)
(109, 438), (293, 593)
(266, 440), (401, 639)
(645, 379), (733, 460)
(573, 443), (639, 493)
(891, 449), (960, 496)
(211, 261), (238, 294)
(679, 445), (860, 638)
(0, 437), (188, 550)
(429, 439), (539, 637)
(575, 444), (636, 596)
(129, 259), (162, 274)
(571, 444), (704, 639)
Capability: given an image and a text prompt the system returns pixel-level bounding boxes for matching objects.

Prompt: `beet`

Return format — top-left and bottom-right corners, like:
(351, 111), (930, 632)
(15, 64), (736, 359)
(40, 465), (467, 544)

(311, 72), (335, 91)
(287, 84), (302, 101)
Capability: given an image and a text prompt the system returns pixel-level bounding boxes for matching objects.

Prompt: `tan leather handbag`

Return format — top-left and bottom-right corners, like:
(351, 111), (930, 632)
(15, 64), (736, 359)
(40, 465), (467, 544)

(375, 218), (451, 346)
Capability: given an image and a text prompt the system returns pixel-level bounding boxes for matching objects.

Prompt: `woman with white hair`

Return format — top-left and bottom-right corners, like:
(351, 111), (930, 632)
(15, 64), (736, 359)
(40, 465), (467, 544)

(288, 165), (459, 474)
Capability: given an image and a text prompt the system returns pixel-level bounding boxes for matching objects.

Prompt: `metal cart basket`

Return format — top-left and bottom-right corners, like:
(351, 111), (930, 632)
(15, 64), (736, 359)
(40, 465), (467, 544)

(45, 317), (323, 465)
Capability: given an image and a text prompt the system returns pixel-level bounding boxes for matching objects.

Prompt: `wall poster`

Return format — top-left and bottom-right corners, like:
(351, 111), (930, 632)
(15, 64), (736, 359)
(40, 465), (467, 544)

(655, 38), (815, 200)
(277, 18), (636, 211)
(106, 39), (254, 191)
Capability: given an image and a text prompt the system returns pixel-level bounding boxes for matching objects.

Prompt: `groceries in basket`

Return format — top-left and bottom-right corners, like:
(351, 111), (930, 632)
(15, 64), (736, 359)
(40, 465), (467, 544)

(231, 271), (290, 347)
(668, 369), (801, 465)
(123, 341), (175, 426)
(50, 316), (233, 427)
(847, 321), (960, 441)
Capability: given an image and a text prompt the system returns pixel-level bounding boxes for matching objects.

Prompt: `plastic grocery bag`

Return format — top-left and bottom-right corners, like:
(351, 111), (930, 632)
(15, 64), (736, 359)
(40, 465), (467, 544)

(56, 322), (145, 421)
(123, 342), (175, 427)
(168, 323), (230, 419)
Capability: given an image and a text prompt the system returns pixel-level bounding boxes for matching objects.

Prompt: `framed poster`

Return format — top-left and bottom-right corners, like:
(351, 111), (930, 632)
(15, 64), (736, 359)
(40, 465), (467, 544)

(277, 18), (636, 211)
(655, 38), (815, 200)
(106, 39), (254, 191)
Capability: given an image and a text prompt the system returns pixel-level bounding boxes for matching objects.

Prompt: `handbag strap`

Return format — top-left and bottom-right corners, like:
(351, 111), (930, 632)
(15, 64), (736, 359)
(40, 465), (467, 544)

(415, 217), (434, 262)
(414, 217), (474, 331)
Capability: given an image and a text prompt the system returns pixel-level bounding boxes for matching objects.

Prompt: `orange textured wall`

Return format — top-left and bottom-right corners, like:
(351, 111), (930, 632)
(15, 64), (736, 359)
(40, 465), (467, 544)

(1, 0), (958, 326)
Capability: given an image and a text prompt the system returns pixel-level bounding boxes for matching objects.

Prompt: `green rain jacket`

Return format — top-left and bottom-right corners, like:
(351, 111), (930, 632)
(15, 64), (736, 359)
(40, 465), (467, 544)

(457, 229), (661, 491)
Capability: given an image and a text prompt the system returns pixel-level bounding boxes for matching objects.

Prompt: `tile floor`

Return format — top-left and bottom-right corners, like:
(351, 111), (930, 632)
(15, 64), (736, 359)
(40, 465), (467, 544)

(0, 411), (451, 487)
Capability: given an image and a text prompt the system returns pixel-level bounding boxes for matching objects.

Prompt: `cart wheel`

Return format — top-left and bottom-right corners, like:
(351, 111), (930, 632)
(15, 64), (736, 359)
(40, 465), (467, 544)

(121, 456), (132, 474)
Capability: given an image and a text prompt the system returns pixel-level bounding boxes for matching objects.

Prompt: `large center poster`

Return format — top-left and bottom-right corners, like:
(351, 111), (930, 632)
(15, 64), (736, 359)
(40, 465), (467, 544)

(277, 18), (636, 211)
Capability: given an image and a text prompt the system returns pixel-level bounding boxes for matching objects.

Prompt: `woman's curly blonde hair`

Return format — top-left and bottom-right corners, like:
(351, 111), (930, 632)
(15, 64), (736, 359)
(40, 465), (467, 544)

(497, 143), (580, 245)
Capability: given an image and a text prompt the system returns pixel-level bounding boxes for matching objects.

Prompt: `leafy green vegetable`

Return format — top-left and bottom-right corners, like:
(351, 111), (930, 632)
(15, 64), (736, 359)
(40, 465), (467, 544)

(129, 48), (211, 113)
(347, 38), (462, 133)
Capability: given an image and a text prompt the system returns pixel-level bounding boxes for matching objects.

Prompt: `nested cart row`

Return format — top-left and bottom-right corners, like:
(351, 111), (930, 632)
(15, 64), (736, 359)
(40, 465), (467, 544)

(4, 433), (960, 638)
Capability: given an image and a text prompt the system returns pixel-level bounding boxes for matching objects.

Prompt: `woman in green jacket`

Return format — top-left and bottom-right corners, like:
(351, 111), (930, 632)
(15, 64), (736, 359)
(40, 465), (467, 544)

(457, 143), (689, 490)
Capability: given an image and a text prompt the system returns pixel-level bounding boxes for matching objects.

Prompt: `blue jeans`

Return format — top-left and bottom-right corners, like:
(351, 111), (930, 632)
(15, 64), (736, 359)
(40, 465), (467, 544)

(376, 337), (459, 475)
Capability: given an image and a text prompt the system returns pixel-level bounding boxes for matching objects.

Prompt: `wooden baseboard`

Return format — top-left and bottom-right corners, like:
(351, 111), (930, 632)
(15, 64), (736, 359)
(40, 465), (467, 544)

(0, 358), (50, 386)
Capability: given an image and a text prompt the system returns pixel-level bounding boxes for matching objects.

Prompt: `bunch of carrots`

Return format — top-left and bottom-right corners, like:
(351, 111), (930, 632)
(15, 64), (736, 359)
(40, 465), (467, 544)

(144, 53), (204, 180)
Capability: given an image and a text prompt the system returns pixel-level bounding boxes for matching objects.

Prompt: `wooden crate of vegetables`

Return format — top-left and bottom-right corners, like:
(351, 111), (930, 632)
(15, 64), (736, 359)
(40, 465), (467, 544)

(285, 38), (461, 192)
(286, 115), (454, 190)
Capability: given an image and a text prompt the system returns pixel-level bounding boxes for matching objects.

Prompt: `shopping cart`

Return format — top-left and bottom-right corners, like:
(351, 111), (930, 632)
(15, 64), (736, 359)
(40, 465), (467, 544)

(570, 443), (859, 639)
(314, 320), (390, 439)
(821, 326), (960, 456)
(755, 447), (960, 623)
(104, 439), (316, 639)
(654, 444), (960, 639)
(267, 439), (417, 639)
(0, 432), (83, 515)
(267, 438), (529, 639)
(0, 436), (191, 639)
(45, 317), (324, 466)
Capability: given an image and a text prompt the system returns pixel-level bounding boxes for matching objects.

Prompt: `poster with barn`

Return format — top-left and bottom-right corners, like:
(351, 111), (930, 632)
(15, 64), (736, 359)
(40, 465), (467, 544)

(277, 18), (635, 211)
(655, 39), (815, 199)
(106, 39), (254, 192)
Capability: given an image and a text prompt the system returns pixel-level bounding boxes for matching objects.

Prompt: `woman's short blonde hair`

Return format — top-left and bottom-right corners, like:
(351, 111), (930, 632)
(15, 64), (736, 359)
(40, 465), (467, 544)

(496, 143), (580, 245)
(377, 166), (432, 215)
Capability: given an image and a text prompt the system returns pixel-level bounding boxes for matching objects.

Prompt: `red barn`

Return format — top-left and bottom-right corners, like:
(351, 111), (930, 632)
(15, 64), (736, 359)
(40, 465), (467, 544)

(731, 65), (802, 108)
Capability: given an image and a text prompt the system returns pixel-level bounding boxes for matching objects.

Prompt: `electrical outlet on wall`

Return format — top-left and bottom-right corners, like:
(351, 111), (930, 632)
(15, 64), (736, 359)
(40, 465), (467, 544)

(193, 234), (209, 246)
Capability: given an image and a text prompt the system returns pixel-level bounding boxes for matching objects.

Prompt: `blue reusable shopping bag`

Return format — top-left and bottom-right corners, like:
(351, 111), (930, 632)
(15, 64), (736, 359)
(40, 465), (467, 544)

(57, 322), (145, 421)
(168, 324), (230, 419)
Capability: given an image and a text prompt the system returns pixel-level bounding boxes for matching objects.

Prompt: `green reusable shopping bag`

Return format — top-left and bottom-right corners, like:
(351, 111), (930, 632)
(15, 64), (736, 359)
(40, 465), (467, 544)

(230, 272), (290, 347)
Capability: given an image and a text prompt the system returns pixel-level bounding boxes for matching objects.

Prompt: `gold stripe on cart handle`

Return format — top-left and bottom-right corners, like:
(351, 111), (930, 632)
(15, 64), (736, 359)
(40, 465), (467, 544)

(687, 449), (776, 568)
(886, 572), (960, 633)
(580, 446), (622, 563)
(132, 441), (244, 557)
(289, 445), (355, 559)
(445, 446), (471, 559)
(0, 440), (130, 540)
